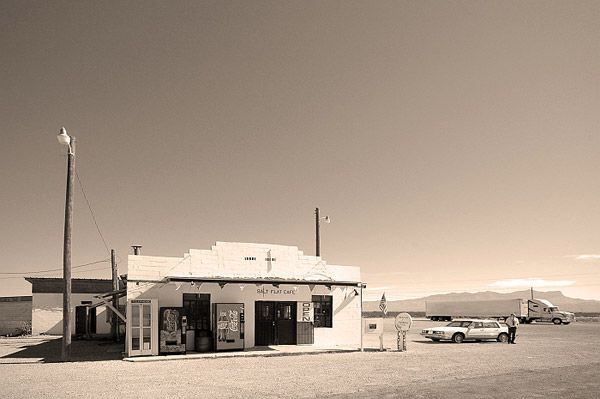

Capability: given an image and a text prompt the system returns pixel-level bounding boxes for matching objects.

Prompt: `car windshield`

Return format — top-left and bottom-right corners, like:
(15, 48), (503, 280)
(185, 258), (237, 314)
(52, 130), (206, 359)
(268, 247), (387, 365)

(446, 321), (472, 328)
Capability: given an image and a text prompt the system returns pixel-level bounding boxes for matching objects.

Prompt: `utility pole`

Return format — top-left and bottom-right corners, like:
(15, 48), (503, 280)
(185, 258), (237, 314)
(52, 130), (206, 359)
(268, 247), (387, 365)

(111, 249), (119, 342)
(315, 207), (330, 257)
(315, 207), (321, 257)
(531, 286), (534, 300)
(60, 133), (75, 362)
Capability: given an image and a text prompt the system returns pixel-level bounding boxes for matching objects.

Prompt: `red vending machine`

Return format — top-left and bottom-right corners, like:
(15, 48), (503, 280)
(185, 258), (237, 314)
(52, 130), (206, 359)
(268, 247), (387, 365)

(213, 303), (245, 351)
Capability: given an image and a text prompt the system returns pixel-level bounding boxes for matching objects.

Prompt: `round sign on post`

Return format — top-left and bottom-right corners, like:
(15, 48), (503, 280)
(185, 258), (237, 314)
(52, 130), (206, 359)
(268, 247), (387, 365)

(394, 313), (412, 352)
(395, 312), (413, 331)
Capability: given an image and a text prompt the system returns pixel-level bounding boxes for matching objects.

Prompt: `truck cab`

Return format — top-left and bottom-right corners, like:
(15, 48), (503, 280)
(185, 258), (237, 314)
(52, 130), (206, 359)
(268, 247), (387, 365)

(527, 299), (575, 324)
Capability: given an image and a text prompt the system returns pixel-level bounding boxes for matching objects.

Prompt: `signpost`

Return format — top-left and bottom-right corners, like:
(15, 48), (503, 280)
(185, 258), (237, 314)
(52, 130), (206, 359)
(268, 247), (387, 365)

(379, 293), (388, 351)
(394, 312), (413, 352)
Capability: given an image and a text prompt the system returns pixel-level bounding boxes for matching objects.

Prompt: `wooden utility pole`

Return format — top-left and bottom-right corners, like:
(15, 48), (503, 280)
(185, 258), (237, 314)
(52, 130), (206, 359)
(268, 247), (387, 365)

(61, 137), (75, 362)
(111, 249), (120, 342)
(315, 207), (321, 257)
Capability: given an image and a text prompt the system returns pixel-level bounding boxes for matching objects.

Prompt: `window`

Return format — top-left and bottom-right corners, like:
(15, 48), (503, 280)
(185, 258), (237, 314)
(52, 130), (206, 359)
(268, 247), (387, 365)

(244, 256), (256, 261)
(265, 257), (276, 261)
(183, 293), (211, 331)
(483, 322), (499, 328)
(312, 295), (332, 328)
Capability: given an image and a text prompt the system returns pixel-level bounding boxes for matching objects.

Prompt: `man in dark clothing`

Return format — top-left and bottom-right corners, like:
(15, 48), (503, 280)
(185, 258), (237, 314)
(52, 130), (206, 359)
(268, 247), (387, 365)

(506, 313), (520, 344)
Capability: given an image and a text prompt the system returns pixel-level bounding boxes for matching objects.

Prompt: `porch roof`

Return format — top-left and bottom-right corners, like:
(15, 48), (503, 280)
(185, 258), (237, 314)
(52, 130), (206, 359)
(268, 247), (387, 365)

(138, 276), (365, 288)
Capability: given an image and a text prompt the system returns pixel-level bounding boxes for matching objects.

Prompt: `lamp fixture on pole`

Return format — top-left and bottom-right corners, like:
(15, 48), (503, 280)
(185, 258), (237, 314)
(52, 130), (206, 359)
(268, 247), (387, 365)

(315, 207), (330, 257)
(58, 127), (75, 361)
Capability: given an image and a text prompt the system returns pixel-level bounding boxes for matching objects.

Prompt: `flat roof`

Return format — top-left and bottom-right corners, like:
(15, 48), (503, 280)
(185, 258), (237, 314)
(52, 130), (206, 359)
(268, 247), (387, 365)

(25, 277), (114, 294)
(0, 296), (32, 302)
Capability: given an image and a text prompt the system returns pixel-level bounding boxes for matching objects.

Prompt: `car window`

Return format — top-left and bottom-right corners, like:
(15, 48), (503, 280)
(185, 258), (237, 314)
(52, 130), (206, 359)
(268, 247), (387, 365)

(472, 322), (483, 328)
(447, 321), (472, 328)
(483, 322), (498, 328)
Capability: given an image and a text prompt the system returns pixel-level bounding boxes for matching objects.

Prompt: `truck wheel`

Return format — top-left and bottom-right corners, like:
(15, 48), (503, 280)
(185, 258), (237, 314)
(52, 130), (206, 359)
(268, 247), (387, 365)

(431, 316), (437, 321)
(452, 333), (464, 344)
(552, 318), (562, 325)
(497, 333), (509, 343)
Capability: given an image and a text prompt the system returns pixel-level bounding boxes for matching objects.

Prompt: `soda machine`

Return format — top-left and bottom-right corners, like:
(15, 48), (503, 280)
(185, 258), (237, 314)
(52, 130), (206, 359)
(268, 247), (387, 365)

(159, 307), (187, 354)
(213, 303), (245, 351)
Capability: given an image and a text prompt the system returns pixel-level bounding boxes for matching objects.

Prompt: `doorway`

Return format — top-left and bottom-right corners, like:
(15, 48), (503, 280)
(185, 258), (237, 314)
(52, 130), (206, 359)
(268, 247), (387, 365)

(75, 305), (96, 337)
(255, 301), (297, 346)
(127, 299), (157, 356)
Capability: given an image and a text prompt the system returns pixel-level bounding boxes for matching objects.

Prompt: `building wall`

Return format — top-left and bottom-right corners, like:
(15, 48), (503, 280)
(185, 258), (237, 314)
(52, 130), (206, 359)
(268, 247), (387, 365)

(127, 242), (363, 350)
(127, 242), (361, 283)
(31, 293), (111, 336)
(0, 297), (32, 336)
(128, 281), (362, 349)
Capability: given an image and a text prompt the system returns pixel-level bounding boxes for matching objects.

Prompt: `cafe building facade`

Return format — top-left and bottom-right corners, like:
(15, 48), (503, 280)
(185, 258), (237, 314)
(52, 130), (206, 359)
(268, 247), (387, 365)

(126, 242), (363, 357)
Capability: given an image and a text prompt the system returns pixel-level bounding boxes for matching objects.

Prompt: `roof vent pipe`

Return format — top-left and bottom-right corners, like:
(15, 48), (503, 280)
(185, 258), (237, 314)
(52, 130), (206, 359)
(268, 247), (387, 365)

(131, 245), (142, 255)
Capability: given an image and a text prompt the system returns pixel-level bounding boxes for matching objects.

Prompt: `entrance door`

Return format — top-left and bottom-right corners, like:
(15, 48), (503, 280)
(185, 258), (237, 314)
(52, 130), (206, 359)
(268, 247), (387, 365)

(255, 301), (297, 346)
(75, 306), (87, 336)
(75, 306), (96, 337)
(128, 299), (158, 356)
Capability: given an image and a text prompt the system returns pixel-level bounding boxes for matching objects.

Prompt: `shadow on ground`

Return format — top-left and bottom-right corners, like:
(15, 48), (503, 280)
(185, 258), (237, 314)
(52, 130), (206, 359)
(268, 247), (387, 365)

(0, 336), (124, 363)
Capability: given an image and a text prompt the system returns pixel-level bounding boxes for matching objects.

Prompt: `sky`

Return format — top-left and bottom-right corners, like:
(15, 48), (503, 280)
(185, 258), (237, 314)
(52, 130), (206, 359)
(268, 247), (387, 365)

(1, 1), (599, 302)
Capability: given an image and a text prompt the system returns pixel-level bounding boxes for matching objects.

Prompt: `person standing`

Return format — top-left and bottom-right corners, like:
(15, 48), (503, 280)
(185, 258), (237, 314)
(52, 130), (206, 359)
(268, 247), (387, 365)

(506, 313), (520, 344)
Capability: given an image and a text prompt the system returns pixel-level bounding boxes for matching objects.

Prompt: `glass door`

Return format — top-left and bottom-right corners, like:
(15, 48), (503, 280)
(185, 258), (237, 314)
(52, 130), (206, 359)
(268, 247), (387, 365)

(128, 299), (157, 356)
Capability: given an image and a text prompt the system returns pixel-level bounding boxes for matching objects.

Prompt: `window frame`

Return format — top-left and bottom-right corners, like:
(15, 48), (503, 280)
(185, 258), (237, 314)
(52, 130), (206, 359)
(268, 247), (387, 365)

(312, 295), (333, 328)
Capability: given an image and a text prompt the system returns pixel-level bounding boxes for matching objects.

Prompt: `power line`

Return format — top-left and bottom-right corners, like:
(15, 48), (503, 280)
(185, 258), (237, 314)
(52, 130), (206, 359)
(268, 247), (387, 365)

(75, 170), (110, 255)
(0, 259), (109, 276)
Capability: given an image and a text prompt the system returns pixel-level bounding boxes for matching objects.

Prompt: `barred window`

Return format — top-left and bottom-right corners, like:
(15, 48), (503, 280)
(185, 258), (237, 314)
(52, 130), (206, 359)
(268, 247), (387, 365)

(312, 295), (332, 328)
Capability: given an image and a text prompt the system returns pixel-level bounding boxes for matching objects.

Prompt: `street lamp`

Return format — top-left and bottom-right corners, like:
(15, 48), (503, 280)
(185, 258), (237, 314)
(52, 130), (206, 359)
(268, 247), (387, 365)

(58, 127), (75, 361)
(315, 207), (330, 257)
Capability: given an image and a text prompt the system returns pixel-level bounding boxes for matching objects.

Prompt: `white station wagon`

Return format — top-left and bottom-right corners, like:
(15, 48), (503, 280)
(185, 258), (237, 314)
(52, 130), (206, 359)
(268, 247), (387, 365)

(421, 319), (509, 343)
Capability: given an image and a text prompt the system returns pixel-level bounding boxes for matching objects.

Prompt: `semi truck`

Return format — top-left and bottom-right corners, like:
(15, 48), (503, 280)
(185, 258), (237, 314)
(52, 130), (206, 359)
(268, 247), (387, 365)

(425, 298), (575, 325)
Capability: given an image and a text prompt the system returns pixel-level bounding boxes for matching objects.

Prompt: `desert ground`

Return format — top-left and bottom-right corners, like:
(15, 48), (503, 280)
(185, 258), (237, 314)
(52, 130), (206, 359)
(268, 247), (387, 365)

(1, 319), (598, 398)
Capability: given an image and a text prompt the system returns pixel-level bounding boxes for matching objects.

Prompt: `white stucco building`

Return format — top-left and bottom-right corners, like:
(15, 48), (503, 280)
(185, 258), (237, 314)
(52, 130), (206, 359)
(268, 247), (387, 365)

(25, 278), (115, 337)
(126, 242), (364, 357)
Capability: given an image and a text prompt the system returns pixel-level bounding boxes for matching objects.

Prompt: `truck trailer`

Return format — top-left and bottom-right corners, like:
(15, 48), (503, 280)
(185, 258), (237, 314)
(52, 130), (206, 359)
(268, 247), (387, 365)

(425, 298), (574, 324)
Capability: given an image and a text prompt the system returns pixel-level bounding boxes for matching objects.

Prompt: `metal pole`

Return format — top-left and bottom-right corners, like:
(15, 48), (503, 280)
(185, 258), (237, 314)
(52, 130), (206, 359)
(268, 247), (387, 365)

(111, 249), (119, 342)
(62, 137), (75, 362)
(315, 207), (320, 257)
(360, 284), (364, 352)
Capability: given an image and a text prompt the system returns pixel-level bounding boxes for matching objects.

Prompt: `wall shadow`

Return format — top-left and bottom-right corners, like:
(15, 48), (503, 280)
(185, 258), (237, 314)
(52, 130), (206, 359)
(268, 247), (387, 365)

(0, 336), (124, 363)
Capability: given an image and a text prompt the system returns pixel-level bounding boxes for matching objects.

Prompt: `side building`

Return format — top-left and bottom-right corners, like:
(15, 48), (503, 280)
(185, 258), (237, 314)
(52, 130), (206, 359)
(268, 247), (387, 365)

(126, 242), (364, 357)
(25, 277), (115, 337)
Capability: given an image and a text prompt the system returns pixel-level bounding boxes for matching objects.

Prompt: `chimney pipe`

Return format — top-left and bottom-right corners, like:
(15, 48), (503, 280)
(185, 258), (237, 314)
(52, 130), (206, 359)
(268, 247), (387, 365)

(131, 245), (142, 255)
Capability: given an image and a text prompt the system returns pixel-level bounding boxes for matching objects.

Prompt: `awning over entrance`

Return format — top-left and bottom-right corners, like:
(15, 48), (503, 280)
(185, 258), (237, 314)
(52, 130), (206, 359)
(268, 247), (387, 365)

(159, 276), (365, 288)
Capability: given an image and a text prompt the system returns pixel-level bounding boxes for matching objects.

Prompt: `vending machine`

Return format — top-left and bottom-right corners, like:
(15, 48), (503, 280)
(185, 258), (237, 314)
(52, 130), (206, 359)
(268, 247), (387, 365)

(213, 303), (245, 351)
(159, 307), (187, 354)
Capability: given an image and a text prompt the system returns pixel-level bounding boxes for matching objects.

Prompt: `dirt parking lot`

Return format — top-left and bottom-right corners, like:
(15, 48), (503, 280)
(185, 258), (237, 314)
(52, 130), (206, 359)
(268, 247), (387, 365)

(1, 320), (598, 398)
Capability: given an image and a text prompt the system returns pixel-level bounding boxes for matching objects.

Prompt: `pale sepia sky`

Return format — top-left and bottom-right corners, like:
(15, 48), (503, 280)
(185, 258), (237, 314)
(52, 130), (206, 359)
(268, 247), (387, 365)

(1, 1), (599, 300)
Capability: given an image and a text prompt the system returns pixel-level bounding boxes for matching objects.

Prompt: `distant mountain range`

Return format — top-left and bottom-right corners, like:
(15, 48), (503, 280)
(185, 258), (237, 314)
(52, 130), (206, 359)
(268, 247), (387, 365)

(363, 290), (600, 313)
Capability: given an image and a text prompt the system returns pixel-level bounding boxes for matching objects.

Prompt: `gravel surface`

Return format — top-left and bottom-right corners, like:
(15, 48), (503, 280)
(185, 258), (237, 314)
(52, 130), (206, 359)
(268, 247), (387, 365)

(1, 320), (598, 398)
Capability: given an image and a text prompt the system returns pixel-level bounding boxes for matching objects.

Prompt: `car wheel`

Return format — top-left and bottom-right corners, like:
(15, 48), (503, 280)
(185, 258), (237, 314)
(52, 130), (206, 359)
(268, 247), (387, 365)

(497, 333), (509, 343)
(452, 333), (464, 344)
(552, 318), (562, 325)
